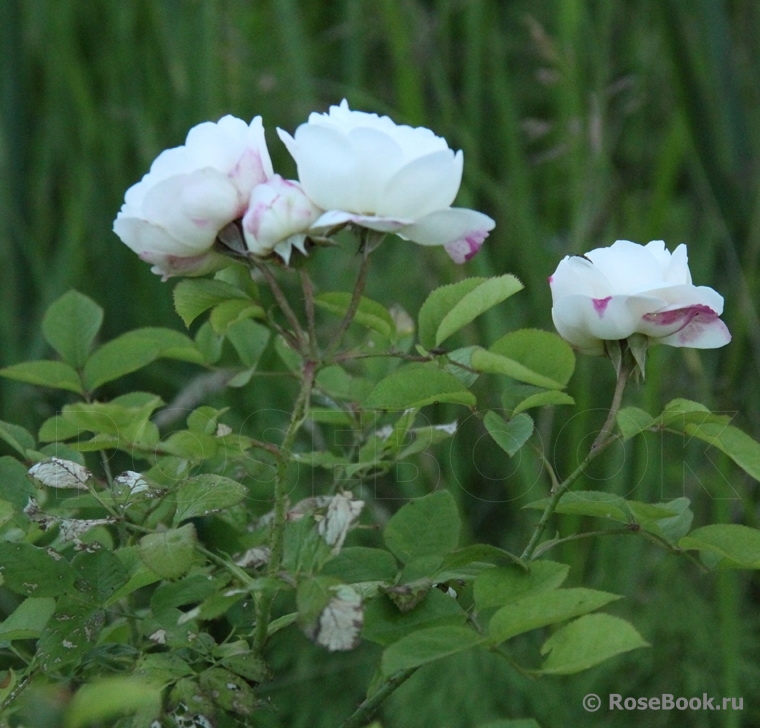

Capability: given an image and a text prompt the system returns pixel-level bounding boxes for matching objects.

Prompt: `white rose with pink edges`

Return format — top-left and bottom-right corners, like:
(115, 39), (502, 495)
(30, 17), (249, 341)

(277, 99), (495, 263)
(114, 115), (322, 277)
(549, 240), (731, 356)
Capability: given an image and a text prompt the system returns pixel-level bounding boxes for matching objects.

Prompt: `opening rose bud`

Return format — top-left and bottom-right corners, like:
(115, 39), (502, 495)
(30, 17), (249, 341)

(113, 115), (274, 279)
(242, 175), (322, 264)
(277, 99), (495, 262)
(549, 240), (731, 356)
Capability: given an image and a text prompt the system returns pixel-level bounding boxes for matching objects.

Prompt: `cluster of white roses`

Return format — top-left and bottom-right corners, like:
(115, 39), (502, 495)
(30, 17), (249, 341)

(113, 100), (495, 278)
(113, 100), (730, 356)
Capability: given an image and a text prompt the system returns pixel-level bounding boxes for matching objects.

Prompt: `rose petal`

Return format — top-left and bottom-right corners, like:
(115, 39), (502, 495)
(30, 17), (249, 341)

(309, 210), (411, 234)
(378, 149), (463, 219)
(657, 312), (732, 349)
(396, 207), (495, 248)
(278, 124), (365, 212)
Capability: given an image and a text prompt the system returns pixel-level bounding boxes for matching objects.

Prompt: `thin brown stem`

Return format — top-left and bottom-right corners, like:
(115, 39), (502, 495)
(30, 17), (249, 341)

(324, 234), (378, 360)
(255, 261), (307, 354)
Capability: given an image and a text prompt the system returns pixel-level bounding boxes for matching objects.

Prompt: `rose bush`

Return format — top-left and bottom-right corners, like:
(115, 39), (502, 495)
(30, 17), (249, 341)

(549, 239), (731, 355)
(277, 99), (495, 262)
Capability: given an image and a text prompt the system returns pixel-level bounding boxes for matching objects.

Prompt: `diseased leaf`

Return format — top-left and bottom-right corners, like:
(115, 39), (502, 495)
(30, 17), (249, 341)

(0, 542), (76, 597)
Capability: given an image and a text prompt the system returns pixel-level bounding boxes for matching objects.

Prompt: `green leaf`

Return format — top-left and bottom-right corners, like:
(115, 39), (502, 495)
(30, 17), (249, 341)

(489, 329), (575, 387)
(474, 561), (569, 611)
(364, 363), (476, 410)
(0, 542), (76, 597)
(151, 574), (221, 612)
(628, 497), (693, 544)
(173, 277), (252, 328)
(484, 411), (534, 457)
(83, 327), (205, 390)
(317, 365), (374, 402)
(59, 393), (163, 444)
(476, 721), (542, 728)
(384, 491), (461, 564)
(0, 597), (56, 641)
(0, 421), (36, 458)
(71, 550), (130, 605)
(42, 290), (103, 368)
(524, 491), (630, 523)
(322, 547), (399, 583)
(363, 590), (466, 646)
(418, 276), (523, 349)
(225, 318), (271, 369)
(471, 349), (564, 390)
(488, 587), (621, 644)
(418, 277), (485, 349)
(683, 422), (760, 483)
(209, 298), (265, 334)
(617, 406), (656, 440)
(381, 625), (484, 675)
(64, 676), (162, 728)
(438, 544), (527, 578)
(137, 524), (197, 579)
(0, 360), (83, 394)
(315, 292), (396, 339)
(679, 524), (760, 568)
(513, 390), (574, 416)
(173, 474), (247, 525)
(536, 614), (648, 675)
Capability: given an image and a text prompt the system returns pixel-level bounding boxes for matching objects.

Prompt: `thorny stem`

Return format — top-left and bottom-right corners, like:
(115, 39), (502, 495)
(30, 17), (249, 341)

(300, 266), (319, 360)
(521, 358), (632, 561)
(254, 360), (316, 653)
(338, 667), (417, 728)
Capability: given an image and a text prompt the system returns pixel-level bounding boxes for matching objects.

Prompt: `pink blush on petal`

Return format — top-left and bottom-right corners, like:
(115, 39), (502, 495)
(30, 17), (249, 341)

(642, 303), (717, 331)
(592, 296), (612, 316)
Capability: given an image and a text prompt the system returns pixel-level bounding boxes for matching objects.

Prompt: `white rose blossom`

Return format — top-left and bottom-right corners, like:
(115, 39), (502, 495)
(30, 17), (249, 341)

(549, 240), (731, 356)
(277, 99), (495, 262)
(114, 115), (320, 277)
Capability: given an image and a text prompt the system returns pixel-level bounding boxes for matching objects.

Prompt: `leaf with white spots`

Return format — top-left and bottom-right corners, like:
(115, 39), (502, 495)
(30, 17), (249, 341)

(317, 492), (364, 554)
(298, 578), (364, 652)
(0, 542), (76, 597)
(28, 457), (91, 490)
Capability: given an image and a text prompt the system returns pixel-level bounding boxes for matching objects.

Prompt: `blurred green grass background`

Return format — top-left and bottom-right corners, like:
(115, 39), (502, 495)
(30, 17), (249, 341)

(1, 1), (760, 726)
